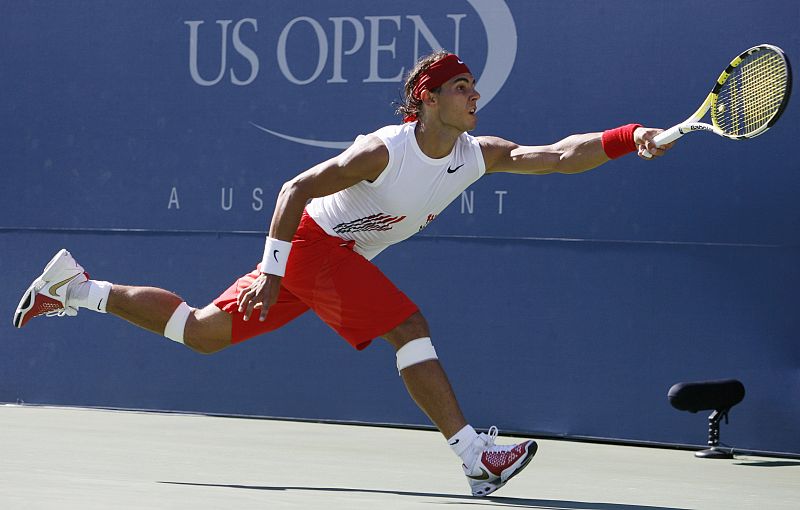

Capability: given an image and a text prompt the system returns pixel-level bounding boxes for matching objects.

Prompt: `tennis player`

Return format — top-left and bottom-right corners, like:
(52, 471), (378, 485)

(13, 50), (672, 497)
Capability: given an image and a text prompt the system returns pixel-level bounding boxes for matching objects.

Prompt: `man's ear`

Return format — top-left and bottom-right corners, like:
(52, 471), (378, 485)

(420, 89), (436, 106)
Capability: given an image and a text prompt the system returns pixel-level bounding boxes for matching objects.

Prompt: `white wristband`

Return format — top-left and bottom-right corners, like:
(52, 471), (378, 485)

(261, 237), (292, 277)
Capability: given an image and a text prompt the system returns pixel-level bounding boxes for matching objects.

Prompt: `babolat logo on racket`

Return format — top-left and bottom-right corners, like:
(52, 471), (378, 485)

(686, 125), (715, 132)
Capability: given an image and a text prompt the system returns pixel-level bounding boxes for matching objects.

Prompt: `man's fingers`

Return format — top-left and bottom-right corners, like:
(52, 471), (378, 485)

(237, 287), (253, 313)
(237, 274), (277, 321)
(259, 282), (280, 322)
(241, 287), (260, 320)
(644, 132), (676, 158)
(638, 138), (670, 159)
(243, 298), (257, 321)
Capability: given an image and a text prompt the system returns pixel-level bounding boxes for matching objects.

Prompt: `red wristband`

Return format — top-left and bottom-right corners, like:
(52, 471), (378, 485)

(601, 124), (642, 159)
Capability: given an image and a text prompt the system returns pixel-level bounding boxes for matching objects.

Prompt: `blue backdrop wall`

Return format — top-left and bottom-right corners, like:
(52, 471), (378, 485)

(2, 0), (798, 456)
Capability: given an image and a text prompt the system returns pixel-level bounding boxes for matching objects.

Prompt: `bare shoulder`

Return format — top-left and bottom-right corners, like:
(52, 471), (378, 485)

(336, 134), (390, 181)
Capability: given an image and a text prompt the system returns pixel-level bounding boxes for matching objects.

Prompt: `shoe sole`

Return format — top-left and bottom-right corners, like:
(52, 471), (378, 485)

(476, 440), (539, 497)
(13, 249), (71, 328)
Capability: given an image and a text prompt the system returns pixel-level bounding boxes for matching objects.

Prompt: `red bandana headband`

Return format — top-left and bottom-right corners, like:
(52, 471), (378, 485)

(404, 54), (471, 122)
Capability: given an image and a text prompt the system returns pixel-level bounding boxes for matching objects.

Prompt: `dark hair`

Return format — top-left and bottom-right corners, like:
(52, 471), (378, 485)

(394, 49), (452, 120)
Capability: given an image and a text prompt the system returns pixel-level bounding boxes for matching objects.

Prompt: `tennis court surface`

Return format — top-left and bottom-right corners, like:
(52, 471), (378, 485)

(1, 405), (797, 509)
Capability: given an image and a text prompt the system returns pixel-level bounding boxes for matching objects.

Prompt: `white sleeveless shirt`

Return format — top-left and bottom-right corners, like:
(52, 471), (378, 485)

(306, 122), (486, 260)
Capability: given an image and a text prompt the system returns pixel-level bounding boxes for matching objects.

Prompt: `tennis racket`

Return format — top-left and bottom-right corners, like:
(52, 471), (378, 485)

(643, 44), (792, 158)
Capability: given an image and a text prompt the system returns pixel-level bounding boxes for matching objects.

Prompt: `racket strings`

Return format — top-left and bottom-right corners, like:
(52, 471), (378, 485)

(713, 50), (789, 136)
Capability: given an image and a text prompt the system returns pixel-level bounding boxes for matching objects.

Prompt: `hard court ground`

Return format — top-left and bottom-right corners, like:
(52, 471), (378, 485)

(1, 405), (797, 509)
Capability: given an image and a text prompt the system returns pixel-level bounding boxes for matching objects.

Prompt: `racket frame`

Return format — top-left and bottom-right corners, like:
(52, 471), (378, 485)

(644, 44), (792, 157)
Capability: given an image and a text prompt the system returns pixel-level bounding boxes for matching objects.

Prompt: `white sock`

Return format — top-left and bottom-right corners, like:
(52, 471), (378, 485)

(448, 425), (479, 464)
(68, 280), (112, 313)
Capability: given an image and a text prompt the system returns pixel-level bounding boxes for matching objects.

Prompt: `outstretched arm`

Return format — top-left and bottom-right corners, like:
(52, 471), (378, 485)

(479, 126), (671, 175)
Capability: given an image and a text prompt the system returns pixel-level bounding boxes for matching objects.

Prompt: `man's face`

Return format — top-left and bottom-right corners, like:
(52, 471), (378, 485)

(432, 73), (480, 132)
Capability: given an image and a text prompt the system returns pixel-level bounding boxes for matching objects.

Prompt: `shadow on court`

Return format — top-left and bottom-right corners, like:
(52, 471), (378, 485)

(734, 460), (800, 468)
(159, 481), (689, 509)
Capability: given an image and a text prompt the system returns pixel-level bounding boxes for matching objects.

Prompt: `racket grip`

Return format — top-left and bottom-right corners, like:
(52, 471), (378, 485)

(652, 125), (684, 146)
(642, 125), (684, 158)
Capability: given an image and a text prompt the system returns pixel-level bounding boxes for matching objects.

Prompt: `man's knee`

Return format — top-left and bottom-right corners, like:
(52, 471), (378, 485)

(184, 333), (229, 355)
(182, 305), (232, 355)
(383, 311), (438, 374)
(383, 311), (430, 350)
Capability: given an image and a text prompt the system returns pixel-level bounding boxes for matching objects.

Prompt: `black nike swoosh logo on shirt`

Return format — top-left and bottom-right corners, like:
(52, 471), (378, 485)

(447, 163), (464, 174)
(273, 249), (280, 262)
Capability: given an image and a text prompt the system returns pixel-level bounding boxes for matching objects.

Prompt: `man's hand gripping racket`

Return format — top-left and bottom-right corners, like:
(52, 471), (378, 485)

(643, 44), (792, 158)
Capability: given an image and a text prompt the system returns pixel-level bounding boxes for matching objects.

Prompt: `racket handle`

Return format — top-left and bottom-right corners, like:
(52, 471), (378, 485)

(641, 125), (684, 159)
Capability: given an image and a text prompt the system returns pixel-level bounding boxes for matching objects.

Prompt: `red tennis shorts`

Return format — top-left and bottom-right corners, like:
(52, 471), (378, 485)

(213, 211), (419, 350)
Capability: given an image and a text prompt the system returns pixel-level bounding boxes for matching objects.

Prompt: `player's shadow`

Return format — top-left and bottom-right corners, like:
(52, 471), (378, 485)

(159, 481), (688, 509)
(734, 460), (800, 467)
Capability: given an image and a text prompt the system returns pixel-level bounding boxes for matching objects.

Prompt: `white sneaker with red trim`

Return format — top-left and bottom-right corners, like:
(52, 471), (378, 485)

(13, 249), (88, 328)
(462, 426), (538, 497)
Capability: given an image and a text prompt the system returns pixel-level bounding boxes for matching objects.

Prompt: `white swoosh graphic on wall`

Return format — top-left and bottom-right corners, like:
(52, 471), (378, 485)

(250, 122), (354, 149)
(466, 0), (517, 113)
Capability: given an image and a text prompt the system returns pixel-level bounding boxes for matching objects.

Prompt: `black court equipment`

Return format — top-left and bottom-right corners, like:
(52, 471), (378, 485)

(668, 379), (745, 459)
